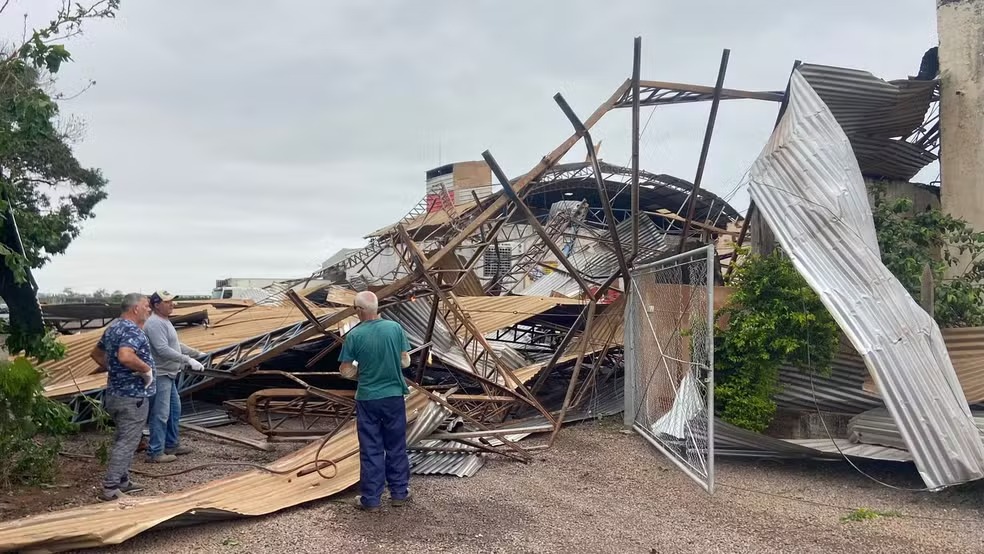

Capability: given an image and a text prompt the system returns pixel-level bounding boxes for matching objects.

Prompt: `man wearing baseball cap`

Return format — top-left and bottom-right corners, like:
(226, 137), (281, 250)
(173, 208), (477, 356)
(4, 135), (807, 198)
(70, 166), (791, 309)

(144, 291), (206, 463)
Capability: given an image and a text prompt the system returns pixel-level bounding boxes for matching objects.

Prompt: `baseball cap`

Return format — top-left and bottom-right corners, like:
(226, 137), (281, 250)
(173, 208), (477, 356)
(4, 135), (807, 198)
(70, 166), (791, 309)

(150, 290), (178, 305)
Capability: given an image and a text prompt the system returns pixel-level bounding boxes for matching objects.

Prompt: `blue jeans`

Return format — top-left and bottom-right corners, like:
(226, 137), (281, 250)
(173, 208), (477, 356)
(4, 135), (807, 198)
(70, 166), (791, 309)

(356, 396), (410, 507)
(147, 375), (180, 456)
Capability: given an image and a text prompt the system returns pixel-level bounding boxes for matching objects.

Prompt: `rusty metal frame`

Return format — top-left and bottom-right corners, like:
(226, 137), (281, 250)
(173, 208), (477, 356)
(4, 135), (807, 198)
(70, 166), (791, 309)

(225, 388), (356, 442)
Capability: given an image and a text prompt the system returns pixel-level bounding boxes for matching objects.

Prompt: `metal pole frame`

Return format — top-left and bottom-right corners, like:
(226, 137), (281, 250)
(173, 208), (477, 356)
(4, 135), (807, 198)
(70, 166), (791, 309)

(396, 224), (557, 426)
(678, 49), (730, 252)
(705, 243), (715, 494)
(483, 150), (597, 302)
(554, 93), (632, 290)
(631, 36), (642, 263)
(548, 299), (598, 447)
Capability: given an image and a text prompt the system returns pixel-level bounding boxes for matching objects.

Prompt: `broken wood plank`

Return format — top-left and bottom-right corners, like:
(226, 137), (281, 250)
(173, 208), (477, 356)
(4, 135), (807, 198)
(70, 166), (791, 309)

(179, 422), (275, 452)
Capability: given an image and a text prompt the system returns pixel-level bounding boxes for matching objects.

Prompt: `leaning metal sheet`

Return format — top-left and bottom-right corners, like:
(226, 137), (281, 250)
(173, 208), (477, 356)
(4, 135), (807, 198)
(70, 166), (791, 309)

(624, 245), (715, 493)
(748, 71), (984, 490)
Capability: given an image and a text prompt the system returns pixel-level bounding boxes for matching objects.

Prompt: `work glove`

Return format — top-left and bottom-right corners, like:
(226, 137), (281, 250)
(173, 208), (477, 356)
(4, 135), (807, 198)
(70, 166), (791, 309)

(141, 371), (154, 389)
(186, 357), (205, 371)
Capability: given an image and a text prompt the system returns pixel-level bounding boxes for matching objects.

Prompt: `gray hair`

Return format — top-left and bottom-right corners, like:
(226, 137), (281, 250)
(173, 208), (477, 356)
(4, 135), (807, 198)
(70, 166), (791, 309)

(120, 293), (146, 314)
(354, 290), (378, 314)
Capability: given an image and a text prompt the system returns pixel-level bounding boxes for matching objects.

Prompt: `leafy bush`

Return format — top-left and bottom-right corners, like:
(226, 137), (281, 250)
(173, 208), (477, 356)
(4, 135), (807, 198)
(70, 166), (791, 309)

(714, 251), (840, 433)
(871, 186), (984, 328)
(0, 355), (77, 488)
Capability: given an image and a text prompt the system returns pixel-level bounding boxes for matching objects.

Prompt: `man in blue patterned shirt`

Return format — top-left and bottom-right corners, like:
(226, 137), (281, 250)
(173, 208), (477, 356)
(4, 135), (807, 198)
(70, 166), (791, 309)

(89, 293), (156, 501)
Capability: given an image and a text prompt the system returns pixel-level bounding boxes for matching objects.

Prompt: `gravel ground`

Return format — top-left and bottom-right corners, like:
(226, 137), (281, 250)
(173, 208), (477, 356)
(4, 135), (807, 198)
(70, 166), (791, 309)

(75, 419), (984, 554)
(1, 423), (290, 520)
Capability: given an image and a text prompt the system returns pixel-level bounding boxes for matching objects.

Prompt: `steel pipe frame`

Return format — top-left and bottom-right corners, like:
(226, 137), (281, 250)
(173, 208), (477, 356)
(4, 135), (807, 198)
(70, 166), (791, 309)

(391, 229), (558, 428)
(548, 299), (597, 446)
(397, 225), (557, 422)
(484, 150), (597, 302)
(614, 80), (783, 108)
(678, 49), (730, 252)
(631, 36), (642, 263)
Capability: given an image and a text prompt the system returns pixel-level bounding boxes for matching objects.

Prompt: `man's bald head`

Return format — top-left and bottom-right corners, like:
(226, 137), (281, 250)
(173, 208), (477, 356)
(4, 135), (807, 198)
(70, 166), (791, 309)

(354, 291), (379, 319)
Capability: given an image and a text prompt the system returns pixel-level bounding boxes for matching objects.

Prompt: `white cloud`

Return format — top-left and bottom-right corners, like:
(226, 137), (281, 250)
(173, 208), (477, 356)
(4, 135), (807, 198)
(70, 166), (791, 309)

(2, 0), (937, 293)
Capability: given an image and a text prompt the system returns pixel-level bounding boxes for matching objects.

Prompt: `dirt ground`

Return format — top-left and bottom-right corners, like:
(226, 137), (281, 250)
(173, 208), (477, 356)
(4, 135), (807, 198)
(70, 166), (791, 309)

(7, 419), (981, 553)
(0, 424), (286, 521)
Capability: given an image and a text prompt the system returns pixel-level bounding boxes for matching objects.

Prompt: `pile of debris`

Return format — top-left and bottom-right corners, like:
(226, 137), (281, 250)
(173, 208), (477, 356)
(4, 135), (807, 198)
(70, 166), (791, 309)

(2, 39), (982, 554)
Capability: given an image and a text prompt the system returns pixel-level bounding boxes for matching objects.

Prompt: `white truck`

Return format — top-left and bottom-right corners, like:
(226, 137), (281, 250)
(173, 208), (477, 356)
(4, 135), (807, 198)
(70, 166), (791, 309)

(210, 278), (285, 301)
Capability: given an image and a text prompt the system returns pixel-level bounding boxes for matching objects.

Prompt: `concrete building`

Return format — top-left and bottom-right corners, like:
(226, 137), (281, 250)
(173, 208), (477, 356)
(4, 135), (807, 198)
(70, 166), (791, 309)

(937, 0), (984, 276)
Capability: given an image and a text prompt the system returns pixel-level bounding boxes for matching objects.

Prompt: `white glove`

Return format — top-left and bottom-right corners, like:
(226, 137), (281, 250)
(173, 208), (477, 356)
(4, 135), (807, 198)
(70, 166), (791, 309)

(187, 357), (205, 371)
(141, 371), (154, 389)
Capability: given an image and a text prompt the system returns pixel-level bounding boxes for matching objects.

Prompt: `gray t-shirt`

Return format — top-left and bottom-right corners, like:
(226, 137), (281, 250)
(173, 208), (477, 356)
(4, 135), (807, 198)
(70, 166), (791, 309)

(143, 313), (202, 379)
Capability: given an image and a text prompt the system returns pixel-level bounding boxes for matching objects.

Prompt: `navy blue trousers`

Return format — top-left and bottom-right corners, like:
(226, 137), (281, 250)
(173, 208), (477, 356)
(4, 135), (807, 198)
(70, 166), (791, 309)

(356, 396), (410, 506)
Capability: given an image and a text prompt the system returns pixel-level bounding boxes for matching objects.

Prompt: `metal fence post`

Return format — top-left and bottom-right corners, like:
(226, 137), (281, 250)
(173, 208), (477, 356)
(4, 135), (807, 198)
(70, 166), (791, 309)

(706, 244), (715, 494)
(623, 278), (637, 428)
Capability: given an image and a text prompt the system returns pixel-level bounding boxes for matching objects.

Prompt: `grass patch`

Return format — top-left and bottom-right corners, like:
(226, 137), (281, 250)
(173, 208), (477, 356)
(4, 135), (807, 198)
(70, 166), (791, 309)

(841, 508), (902, 522)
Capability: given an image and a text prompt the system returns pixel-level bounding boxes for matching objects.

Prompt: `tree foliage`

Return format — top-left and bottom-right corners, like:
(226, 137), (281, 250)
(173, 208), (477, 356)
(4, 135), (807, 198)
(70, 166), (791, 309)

(870, 186), (984, 328)
(714, 251), (840, 433)
(1, 2), (118, 267)
(0, 356), (77, 487)
(0, 0), (119, 489)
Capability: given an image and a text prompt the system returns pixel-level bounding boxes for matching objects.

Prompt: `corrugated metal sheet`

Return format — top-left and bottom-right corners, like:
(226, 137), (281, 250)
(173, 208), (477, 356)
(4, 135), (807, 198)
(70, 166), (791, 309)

(797, 63), (937, 180)
(517, 269), (582, 298)
(747, 71), (984, 490)
(42, 304), (353, 398)
(848, 407), (984, 452)
(180, 403), (236, 429)
(862, 327), (984, 404)
(774, 339), (883, 415)
(0, 357), (554, 552)
(408, 440), (486, 478)
(383, 300), (473, 373)
(406, 391), (453, 445)
(849, 135), (938, 182)
(712, 420), (912, 462)
(321, 248), (362, 269)
(453, 295), (585, 336)
(569, 294), (626, 353)
(798, 64), (935, 138)
(712, 419), (826, 458)
(577, 217), (669, 280)
(433, 253), (486, 297)
(944, 327), (984, 403)
(785, 438), (913, 462)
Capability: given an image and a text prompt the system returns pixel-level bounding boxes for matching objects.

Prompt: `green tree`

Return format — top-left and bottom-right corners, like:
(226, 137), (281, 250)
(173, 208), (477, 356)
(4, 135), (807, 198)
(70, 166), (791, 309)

(0, 1), (118, 352)
(0, 0), (120, 488)
(870, 186), (984, 328)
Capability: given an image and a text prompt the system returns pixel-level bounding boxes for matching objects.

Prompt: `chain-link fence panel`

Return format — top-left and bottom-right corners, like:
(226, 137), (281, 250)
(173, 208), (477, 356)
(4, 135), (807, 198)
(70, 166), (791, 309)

(624, 245), (714, 493)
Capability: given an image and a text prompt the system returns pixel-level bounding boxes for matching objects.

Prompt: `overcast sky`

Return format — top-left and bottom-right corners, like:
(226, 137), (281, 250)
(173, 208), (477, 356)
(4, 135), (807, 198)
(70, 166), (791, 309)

(5, 1), (938, 294)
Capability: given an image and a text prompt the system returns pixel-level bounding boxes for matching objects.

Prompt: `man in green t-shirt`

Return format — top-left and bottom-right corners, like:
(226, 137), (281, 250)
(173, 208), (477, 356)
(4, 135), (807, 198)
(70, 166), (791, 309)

(339, 290), (412, 511)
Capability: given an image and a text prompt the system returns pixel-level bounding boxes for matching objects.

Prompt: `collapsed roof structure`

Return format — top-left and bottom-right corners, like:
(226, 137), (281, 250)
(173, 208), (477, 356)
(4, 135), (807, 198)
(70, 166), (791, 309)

(1, 38), (981, 553)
